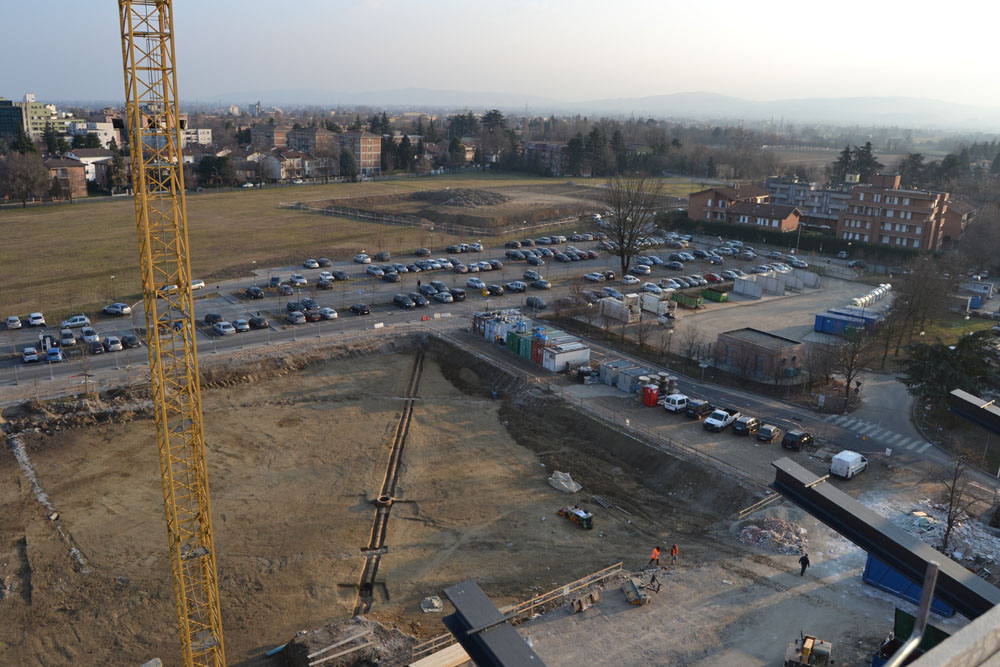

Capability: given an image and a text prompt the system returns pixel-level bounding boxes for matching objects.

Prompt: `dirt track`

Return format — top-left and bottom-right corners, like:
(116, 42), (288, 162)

(1, 341), (758, 665)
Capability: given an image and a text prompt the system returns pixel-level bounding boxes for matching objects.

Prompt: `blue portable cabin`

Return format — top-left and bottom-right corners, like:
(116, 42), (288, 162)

(862, 554), (955, 617)
(814, 312), (866, 336)
(827, 307), (882, 327)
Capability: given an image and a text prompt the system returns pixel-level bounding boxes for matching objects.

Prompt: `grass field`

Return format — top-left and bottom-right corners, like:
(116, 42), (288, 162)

(0, 173), (697, 320)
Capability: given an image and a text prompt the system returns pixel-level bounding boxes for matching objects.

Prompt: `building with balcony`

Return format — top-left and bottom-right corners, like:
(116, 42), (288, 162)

(44, 157), (88, 198)
(764, 176), (851, 228)
(941, 199), (976, 249)
(250, 124), (289, 148)
(835, 174), (949, 251)
(336, 130), (380, 176)
(688, 184), (769, 222)
(286, 126), (337, 153)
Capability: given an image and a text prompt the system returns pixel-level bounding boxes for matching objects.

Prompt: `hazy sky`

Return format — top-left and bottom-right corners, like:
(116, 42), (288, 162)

(4, 0), (999, 107)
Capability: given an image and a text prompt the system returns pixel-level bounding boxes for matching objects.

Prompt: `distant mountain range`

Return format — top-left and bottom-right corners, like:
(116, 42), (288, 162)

(205, 88), (1000, 130)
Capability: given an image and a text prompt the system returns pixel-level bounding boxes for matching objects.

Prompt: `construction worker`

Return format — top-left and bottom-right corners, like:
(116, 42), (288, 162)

(799, 552), (810, 576)
(649, 546), (661, 566)
(671, 544), (679, 564)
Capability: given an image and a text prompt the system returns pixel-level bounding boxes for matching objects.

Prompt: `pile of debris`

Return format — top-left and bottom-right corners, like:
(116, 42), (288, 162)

(895, 505), (1000, 564)
(281, 617), (414, 667)
(738, 517), (808, 554)
(413, 188), (511, 208)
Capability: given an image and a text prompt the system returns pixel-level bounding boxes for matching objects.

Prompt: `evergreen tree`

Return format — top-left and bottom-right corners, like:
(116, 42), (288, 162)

(397, 135), (413, 170)
(853, 142), (883, 182)
(830, 145), (854, 183)
(610, 129), (627, 174)
(339, 148), (359, 181)
(426, 117), (440, 143)
(12, 126), (36, 154)
(991, 152), (1000, 175)
(566, 133), (585, 177)
(43, 125), (59, 154)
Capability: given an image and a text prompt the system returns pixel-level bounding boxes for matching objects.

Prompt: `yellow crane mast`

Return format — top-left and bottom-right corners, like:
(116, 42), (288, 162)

(118, 2), (226, 665)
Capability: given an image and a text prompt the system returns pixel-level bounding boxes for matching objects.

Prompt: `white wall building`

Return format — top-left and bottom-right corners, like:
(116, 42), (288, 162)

(180, 128), (212, 147)
(68, 121), (118, 149)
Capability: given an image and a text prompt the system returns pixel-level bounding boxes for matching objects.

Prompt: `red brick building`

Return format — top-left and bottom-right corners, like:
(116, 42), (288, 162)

(44, 157), (88, 198)
(727, 202), (801, 232)
(336, 130), (381, 177)
(941, 199), (976, 249)
(834, 174), (949, 251)
(688, 184), (769, 222)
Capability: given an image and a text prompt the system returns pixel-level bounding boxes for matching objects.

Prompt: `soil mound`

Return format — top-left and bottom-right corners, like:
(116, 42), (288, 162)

(737, 516), (807, 554)
(410, 188), (510, 208)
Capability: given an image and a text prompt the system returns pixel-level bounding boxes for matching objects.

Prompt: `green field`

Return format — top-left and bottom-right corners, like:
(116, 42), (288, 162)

(0, 174), (696, 320)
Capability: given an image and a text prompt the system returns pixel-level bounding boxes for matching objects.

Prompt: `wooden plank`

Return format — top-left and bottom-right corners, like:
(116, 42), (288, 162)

(309, 639), (375, 666)
(409, 642), (472, 667)
(307, 629), (373, 659)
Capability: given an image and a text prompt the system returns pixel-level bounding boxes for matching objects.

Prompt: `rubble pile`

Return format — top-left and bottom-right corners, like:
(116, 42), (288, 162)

(895, 505), (1000, 564)
(738, 517), (808, 554)
(413, 188), (511, 208)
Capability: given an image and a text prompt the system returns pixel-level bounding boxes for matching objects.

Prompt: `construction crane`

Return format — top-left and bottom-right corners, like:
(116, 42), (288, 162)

(118, 2), (226, 665)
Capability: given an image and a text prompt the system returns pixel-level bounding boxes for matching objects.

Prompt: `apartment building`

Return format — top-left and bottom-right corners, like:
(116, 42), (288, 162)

(68, 121), (120, 149)
(764, 176), (850, 228)
(688, 184), (769, 222)
(835, 174), (949, 250)
(523, 141), (568, 176)
(0, 100), (26, 141)
(44, 157), (88, 198)
(250, 124), (289, 148)
(941, 199), (976, 248)
(180, 128), (212, 147)
(336, 130), (381, 176)
(286, 126), (337, 153)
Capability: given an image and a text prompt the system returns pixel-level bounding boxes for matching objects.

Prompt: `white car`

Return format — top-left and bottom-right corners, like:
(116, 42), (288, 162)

(61, 314), (91, 328)
(583, 272), (606, 282)
(354, 253), (372, 264)
(102, 336), (123, 352)
(318, 271), (333, 282)
(467, 277), (486, 289)
(289, 274), (308, 286)
(303, 259), (320, 269)
(318, 307), (338, 320)
(28, 312), (46, 327)
(621, 275), (640, 286)
(81, 327), (100, 343)
(22, 347), (39, 363)
(241, 182), (254, 188)
(212, 321), (236, 336)
(60, 329), (77, 347)
(103, 302), (132, 316)
(5, 316), (22, 329)
(191, 279), (206, 291)
(469, 242), (483, 252)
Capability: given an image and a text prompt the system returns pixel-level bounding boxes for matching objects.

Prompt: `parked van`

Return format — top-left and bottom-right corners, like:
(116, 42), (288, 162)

(662, 393), (689, 413)
(830, 450), (868, 479)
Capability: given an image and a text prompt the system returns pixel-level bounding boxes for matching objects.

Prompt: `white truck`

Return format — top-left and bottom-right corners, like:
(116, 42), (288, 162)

(703, 408), (740, 432)
(662, 393), (689, 413)
(829, 450), (868, 479)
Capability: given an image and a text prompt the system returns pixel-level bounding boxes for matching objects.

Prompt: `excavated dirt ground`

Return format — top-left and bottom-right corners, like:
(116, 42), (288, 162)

(0, 342), (758, 666)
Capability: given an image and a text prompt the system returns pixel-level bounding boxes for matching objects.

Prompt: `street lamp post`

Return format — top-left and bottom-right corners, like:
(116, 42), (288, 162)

(111, 274), (117, 302)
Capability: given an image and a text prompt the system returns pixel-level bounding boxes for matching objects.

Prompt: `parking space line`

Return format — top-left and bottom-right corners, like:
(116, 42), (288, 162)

(916, 442), (933, 454)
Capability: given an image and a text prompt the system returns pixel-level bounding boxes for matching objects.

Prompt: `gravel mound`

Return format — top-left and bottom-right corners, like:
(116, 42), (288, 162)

(412, 188), (511, 208)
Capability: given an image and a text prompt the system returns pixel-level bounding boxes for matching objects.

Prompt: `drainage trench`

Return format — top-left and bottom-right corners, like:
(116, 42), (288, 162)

(353, 350), (424, 615)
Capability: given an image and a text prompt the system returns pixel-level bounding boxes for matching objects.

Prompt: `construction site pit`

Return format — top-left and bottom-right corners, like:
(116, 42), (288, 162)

(1, 334), (926, 665)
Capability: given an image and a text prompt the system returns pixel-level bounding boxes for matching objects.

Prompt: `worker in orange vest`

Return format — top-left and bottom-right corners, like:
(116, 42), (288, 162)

(671, 544), (679, 564)
(649, 546), (661, 565)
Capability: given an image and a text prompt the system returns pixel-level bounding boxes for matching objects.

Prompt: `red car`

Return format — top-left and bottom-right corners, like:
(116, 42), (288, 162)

(303, 309), (322, 322)
(705, 272), (724, 283)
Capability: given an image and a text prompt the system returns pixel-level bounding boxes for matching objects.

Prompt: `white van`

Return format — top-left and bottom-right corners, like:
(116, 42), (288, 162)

(662, 394), (689, 413)
(830, 450), (868, 479)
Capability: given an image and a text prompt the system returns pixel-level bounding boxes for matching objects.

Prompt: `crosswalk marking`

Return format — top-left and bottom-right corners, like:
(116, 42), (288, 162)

(916, 442), (933, 453)
(858, 425), (879, 436)
(886, 433), (904, 445)
(842, 418), (860, 429)
(869, 428), (887, 439)
(902, 439), (917, 449)
(832, 414), (849, 425)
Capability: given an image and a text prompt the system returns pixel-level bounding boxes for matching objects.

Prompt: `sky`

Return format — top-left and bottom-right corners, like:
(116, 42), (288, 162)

(4, 0), (1000, 108)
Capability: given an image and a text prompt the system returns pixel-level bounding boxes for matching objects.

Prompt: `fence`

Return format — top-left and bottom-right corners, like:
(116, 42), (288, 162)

(409, 562), (624, 663)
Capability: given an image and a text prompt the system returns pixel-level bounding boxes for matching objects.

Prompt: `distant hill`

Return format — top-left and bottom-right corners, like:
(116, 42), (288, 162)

(216, 87), (557, 110)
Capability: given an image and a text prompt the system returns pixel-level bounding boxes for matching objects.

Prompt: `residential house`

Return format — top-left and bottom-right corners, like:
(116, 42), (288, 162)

(715, 328), (805, 382)
(250, 124), (289, 148)
(834, 174), (949, 250)
(65, 148), (115, 182)
(688, 184), (770, 222)
(261, 149), (305, 180)
(727, 202), (801, 232)
(44, 157), (88, 198)
(287, 126), (337, 153)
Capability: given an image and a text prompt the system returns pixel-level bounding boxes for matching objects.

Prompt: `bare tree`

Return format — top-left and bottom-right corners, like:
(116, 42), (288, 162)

(938, 451), (979, 554)
(600, 174), (663, 277)
(678, 325), (702, 360)
(0, 151), (50, 207)
(803, 343), (836, 388)
(634, 314), (655, 351)
(729, 347), (757, 384)
(655, 327), (674, 358)
(832, 329), (878, 402)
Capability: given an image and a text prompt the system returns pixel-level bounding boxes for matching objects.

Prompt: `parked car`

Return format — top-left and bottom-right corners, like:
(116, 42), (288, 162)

(382, 271), (401, 283)
(665, 261), (684, 270)
(350, 303), (371, 315)
(61, 314), (91, 329)
(486, 284), (504, 296)
(22, 347), (39, 363)
(433, 291), (454, 303)
(245, 286), (264, 299)
(6, 315), (22, 329)
(393, 294), (416, 309)
(781, 430), (814, 451)
(249, 316), (269, 329)
(629, 265), (651, 276)
(332, 270), (350, 281)
(732, 416), (761, 436)
(684, 399), (713, 420)
(121, 333), (142, 348)
(408, 293), (429, 307)
(704, 273), (724, 283)
(60, 329), (77, 347)
(303, 258), (320, 269)
(449, 288), (467, 301)
(505, 281), (527, 293)
(290, 273), (308, 286)
(836, 250), (850, 259)
(284, 311), (306, 324)
(584, 272), (606, 282)
(278, 284), (293, 296)
(316, 279), (334, 290)
(526, 255), (544, 267)
(81, 327), (100, 343)
(757, 424), (782, 443)
(303, 309), (322, 322)
(102, 303), (132, 316)
(467, 277), (486, 289)
(232, 319), (251, 333)
(530, 279), (551, 290)
(523, 269), (542, 281)
(621, 275), (640, 285)
(204, 313), (224, 325)
(28, 312), (46, 327)
(317, 257), (333, 267)
(602, 286), (624, 299)
(415, 248), (431, 256)
(210, 322), (236, 336)
(365, 265), (384, 277)
(190, 279), (206, 291)
(103, 335), (125, 351)
(269, 276), (282, 288)
(829, 450), (868, 479)
(318, 307), (338, 320)
(354, 253), (372, 264)
(525, 296), (547, 310)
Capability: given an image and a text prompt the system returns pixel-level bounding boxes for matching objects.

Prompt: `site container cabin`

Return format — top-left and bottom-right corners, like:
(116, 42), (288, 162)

(814, 312), (866, 336)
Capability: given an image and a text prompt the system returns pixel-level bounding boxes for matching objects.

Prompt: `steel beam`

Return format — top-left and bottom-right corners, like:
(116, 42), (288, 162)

(442, 581), (545, 666)
(771, 457), (1000, 619)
